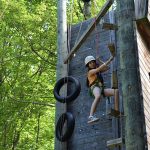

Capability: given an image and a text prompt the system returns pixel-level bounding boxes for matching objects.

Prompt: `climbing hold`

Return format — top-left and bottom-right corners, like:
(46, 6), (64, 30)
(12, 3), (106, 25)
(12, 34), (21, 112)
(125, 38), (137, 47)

(56, 112), (75, 142)
(53, 76), (81, 103)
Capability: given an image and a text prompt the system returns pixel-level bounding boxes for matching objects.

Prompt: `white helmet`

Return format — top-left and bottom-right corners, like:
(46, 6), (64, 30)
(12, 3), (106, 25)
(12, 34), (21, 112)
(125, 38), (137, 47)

(85, 56), (96, 66)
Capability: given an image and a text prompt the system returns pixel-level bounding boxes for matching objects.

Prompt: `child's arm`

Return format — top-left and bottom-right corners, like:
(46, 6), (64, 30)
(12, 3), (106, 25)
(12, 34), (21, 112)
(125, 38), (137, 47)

(89, 56), (114, 75)
(104, 56), (114, 66)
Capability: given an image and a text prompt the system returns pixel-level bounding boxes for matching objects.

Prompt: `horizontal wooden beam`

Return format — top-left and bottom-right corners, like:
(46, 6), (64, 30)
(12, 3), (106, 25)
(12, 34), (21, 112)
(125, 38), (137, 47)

(102, 22), (118, 30)
(64, 0), (113, 64)
(107, 137), (124, 148)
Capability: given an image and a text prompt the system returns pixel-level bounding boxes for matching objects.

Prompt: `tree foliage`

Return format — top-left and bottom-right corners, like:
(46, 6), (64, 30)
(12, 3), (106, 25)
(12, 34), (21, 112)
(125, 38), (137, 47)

(0, 0), (105, 149)
(67, 0), (106, 24)
(0, 0), (56, 149)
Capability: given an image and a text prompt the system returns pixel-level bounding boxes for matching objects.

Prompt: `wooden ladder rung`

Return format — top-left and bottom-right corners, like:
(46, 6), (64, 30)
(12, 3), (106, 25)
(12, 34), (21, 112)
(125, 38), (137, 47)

(107, 108), (123, 117)
(108, 43), (116, 57)
(102, 22), (118, 30)
(107, 137), (124, 148)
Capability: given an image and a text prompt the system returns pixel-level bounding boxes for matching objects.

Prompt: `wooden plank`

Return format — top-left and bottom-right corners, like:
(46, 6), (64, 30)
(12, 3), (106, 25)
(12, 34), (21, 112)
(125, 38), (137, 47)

(64, 0), (113, 64)
(107, 137), (124, 148)
(102, 22), (118, 30)
(136, 18), (150, 49)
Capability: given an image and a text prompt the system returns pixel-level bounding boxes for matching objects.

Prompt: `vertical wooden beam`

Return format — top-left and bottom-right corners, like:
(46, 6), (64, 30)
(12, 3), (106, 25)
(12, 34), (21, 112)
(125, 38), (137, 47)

(116, 0), (145, 149)
(55, 0), (68, 150)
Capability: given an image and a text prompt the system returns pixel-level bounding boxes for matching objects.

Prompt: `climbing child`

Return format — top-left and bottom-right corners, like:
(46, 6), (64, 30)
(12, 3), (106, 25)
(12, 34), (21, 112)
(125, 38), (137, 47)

(85, 55), (119, 124)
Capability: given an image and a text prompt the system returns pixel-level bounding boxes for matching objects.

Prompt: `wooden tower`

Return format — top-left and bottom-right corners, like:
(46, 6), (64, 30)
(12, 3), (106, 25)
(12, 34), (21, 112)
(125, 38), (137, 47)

(55, 0), (150, 149)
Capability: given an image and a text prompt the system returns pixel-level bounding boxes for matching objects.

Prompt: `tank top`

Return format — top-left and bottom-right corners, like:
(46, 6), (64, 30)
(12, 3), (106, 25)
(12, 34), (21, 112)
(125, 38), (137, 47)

(87, 72), (103, 87)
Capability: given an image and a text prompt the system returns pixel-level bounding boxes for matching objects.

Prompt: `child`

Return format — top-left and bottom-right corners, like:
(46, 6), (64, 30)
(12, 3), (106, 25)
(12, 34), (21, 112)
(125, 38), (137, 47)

(85, 55), (119, 124)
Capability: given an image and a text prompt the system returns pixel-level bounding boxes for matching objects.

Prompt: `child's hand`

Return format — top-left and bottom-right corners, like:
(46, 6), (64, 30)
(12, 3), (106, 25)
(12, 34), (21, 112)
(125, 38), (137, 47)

(100, 65), (109, 72)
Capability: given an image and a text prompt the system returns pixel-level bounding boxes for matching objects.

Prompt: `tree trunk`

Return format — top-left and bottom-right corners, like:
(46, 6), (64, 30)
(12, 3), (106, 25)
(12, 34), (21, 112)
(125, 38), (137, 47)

(36, 112), (40, 149)
(116, 0), (145, 149)
(3, 122), (7, 149)
(12, 129), (20, 150)
(55, 0), (68, 150)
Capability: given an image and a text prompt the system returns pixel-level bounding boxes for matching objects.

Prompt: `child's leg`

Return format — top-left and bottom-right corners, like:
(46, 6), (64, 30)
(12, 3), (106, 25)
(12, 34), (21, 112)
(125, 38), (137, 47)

(89, 86), (102, 116)
(104, 88), (119, 111)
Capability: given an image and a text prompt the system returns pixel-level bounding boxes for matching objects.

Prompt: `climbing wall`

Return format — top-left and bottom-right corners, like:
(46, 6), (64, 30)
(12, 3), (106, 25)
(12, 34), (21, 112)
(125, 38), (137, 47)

(67, 13), (119, 150)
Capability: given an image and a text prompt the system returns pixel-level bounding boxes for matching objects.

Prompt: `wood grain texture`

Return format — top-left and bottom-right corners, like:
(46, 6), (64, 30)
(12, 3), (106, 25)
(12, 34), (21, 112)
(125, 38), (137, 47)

(137, 31), (150, 150)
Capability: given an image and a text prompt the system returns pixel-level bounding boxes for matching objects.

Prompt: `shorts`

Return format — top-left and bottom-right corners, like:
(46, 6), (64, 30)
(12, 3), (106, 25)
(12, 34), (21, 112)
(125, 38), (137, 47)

(89, 83), (105, 97)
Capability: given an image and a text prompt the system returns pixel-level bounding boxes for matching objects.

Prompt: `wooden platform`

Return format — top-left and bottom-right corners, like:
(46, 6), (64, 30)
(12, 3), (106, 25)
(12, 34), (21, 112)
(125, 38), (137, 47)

(107, 137), (124, 148)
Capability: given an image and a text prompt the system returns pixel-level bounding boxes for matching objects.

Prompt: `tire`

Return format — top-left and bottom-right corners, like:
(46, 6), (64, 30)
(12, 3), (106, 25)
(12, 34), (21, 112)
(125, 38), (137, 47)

(56, 112), (75, 142)
(53, 76), (81, 103)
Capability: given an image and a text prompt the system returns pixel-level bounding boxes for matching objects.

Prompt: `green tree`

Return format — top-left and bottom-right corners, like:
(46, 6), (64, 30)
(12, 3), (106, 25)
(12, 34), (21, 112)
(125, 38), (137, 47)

(0, 0), (56, 149)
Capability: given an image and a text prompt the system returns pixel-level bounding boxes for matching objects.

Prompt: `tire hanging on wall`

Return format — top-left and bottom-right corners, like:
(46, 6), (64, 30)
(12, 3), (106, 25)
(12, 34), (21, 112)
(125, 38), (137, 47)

(56, 112), (75, 142)
(53, 76), (81, 103)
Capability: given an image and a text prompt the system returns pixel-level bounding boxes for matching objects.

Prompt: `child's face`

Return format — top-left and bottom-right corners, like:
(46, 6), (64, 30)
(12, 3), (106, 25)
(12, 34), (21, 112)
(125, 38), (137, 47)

(88, 60), (96, 69)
